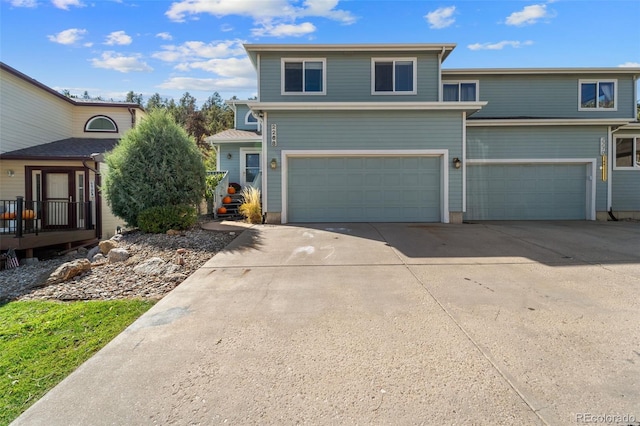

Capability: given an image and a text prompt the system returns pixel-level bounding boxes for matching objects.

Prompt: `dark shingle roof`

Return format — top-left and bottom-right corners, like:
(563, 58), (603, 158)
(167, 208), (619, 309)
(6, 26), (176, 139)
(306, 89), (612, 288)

(0, 138), (119, 160)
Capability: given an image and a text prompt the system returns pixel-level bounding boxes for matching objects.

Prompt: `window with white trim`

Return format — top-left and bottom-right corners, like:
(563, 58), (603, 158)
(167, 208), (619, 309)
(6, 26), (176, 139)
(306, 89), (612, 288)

(614, 137), (640, 169)
(372, 58), (417, 95)
(579, 80), (617, 110)
(443, 81), (478, 101)
(245, 110), (258, 125)
(84, 115), (117, 132)
(282, 58), (326, 95)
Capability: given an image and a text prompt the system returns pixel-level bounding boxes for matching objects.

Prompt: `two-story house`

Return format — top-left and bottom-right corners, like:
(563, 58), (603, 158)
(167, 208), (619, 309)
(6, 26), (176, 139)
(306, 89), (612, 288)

(0, 62), (145, 257)
(210, 43), (639, 224)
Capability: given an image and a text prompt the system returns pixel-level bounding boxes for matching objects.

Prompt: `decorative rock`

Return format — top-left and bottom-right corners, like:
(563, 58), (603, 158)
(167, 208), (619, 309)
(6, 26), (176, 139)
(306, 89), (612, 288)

(176, 248), (187, 254)
(91, 253), (105, 263)
(133, 257), (179, 276)
(108, 248), (130, 263)
(77, 247), (88, 255)
(87, 246), (100, 260)
(173, 254), (185, 266)
(99, 240), (118, 255)
(46, 259), (91, 285)
(166, 229), (181, 236)
(166, 273), (188, 282)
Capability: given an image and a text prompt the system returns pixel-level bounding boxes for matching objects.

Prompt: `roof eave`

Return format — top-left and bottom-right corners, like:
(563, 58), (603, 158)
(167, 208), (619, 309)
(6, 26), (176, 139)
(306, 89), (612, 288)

(247, 101), (486, 113)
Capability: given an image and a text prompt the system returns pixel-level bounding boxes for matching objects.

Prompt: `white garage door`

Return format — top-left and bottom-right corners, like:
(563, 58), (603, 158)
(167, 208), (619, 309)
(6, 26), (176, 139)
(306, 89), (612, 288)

(287, 156), (441, 222)
(466, 163), (589, 220)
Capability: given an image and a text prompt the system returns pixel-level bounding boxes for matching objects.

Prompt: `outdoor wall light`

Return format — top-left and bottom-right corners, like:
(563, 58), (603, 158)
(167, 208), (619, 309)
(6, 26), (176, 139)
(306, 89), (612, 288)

(6, 169), (15, 177)
(227, 153), (232, 159)
(453, 157), (462, 169)
(270, 158), (278, 170)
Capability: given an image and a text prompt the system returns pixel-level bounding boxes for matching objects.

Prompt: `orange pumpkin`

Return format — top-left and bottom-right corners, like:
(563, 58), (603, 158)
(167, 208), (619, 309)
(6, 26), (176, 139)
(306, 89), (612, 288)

(1, 211), (16, 220)
(222, 196), (232, 204)
(22, 209), (35, 219)
(227, 186), (236, 195)
(217, 207), (227, 214)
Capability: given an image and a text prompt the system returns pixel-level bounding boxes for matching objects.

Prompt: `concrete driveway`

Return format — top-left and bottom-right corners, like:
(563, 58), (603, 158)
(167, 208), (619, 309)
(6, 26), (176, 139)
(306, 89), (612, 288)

(14, 221), (640, 425)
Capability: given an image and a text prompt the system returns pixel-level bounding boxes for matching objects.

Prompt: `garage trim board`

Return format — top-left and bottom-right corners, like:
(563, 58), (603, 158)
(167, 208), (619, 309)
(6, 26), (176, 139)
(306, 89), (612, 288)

(465, 158), (597, 221)
(281, 150), (450, 224)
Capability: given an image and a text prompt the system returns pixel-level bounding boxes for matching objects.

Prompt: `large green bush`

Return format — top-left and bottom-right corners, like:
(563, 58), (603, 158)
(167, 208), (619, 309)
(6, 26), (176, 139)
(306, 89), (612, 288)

(104, 109), (206, 227)
(137, 205), (197, 233)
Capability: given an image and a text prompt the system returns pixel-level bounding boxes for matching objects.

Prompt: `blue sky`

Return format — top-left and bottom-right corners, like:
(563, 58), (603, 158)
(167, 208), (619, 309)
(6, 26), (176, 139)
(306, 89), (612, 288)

(1, 0), (639, 104)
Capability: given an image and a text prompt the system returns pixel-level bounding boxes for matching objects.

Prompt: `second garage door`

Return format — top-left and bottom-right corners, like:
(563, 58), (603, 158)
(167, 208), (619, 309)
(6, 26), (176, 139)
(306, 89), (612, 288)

(287, 156), (441, 222)
(465, 163), (588, 220)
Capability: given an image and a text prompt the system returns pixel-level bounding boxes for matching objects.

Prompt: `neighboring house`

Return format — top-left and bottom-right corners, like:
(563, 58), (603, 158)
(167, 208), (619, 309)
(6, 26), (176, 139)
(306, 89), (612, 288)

(209, 43), (640, 223)
(0, 62), (145, 256)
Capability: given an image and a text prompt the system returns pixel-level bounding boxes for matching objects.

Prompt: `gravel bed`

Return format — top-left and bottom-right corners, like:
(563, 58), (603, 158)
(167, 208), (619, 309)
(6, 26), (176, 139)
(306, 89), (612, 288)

(0, 227), (238, 302)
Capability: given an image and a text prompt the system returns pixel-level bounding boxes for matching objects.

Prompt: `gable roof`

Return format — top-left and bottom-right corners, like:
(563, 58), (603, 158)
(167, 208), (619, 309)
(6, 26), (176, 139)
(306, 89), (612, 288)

(0, 138), (119, 160)
(206, 129), (261, 144)
(0, 62), (144, 110)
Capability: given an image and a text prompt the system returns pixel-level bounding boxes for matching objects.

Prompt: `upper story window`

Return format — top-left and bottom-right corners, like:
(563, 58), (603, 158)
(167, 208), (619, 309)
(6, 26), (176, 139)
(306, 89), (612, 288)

(579, 80), (617, 111)
(443, 81), (478, 102)
(245, 110), (258, 125)
(84, 115), (117, 133)
(614, 137), (640, 169)
(281, 58), (326, 95)
(372, 58), (417, 95)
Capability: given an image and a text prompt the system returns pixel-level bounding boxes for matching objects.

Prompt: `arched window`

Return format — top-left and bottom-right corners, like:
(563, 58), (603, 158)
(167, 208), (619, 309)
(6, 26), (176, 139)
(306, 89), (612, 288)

(85, 115), (118, 132)
(244, 110), (258, 125)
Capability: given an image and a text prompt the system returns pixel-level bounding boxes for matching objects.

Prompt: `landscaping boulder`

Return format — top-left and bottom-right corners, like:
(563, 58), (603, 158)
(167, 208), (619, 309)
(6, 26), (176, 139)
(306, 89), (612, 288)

(108, 248), (130, 263)
(99, 240), (118, 255)
(133, 257), (179, 276)
(87, 246), (100, 260)
(46, 259), (91, 285)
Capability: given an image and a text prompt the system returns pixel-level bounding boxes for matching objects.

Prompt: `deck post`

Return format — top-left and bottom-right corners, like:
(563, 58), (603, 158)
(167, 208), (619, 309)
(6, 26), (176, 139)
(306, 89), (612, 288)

(15, 196), (24, 238)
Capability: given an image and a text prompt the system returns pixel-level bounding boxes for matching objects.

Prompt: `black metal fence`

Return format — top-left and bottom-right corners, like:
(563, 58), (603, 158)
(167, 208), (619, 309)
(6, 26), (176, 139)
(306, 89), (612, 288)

(0, 196), (93, 237)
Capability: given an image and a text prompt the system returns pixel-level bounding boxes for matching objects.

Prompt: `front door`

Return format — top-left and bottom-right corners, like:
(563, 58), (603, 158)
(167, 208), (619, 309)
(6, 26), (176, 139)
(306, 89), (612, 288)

(240, 148), (261, 188)
(43, 171), (74, 229)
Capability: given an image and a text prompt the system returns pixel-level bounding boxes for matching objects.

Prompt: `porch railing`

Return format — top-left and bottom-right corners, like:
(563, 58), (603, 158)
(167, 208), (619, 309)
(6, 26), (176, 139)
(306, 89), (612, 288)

(0, 196), (93, 237)
(208, 171), (229, 218)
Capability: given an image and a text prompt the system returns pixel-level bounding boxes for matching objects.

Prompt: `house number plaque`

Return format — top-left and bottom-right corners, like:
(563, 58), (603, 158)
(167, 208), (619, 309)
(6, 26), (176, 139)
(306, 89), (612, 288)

(271, 124), (277, 147)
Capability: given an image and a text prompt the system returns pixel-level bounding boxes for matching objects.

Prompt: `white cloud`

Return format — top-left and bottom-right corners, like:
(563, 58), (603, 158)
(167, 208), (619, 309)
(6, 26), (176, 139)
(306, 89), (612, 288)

(619, 62), (640, 68)
(425, 6), (456, 29)
(156, 32), (173, 41)
(165, 0), (355, 25)
(47, 28), (87, 45)
(468, 40), (534, 51)
(252, 22), (316, 37)
(152, 39), (246, 63)
(176, 57), (255, 79)
(158, 76), (256, 92)
(505, 4), (553, 26)
(104, 31), (132, 46)
(8, 0), (38, 7)
(52, 0), (84, 10)
(90, 52), (153, 73)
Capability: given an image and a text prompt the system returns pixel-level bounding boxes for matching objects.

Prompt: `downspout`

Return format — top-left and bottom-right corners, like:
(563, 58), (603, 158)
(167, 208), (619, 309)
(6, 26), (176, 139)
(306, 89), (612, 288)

(82, 156), (102, 239)
(437, 47), (445, 102)
(128, 108), (136, 128)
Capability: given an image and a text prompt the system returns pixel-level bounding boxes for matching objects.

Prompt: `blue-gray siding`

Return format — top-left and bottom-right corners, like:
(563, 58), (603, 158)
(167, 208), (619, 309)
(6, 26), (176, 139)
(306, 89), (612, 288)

(466, 164), (588, 220)
(445, 73), (637, 119)
(233, 103), (260, 131)
(218, 142), (261, 185)
(264, 110), (463, 214)
(259, 51), (440, 102)
(288, 156), (441, 222)
(467, 126), (607, 211)
(612, 171), (640, 211)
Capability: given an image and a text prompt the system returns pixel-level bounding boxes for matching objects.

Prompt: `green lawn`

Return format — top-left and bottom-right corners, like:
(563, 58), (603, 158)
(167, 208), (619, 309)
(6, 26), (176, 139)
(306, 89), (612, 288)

(0, 299), (155, 425)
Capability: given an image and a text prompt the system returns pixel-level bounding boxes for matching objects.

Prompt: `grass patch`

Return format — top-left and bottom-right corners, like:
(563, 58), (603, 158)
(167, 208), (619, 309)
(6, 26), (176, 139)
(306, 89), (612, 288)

(0, 299), (154, 425)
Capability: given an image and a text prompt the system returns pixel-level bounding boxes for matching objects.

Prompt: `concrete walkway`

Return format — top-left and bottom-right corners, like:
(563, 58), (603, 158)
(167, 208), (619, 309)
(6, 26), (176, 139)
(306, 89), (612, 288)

(13, 221), (640, 425)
